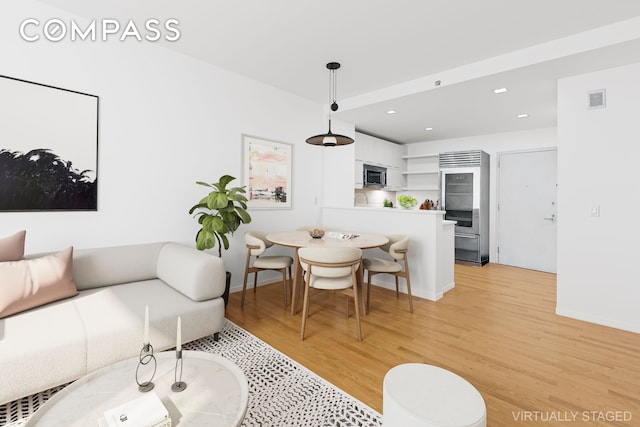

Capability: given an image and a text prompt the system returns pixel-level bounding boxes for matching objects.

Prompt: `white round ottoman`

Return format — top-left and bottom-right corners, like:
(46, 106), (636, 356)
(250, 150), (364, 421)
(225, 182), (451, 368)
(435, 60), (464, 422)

(383, 363), (486, 427)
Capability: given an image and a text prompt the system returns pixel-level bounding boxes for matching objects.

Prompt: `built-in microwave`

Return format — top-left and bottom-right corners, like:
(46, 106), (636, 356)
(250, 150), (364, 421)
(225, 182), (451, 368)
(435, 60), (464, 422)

(363, 164), (387, 188)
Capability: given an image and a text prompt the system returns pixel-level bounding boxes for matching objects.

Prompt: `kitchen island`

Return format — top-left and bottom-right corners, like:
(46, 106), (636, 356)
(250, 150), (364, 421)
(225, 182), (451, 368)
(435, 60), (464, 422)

(321, 207), (455, 301)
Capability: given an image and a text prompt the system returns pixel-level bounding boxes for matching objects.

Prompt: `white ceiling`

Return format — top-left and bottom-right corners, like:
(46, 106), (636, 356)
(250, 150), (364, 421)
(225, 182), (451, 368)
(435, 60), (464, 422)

(37, 0), (640, 143)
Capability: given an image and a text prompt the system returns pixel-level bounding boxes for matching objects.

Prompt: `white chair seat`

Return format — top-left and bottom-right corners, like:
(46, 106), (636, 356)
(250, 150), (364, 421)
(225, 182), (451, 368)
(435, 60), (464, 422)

(308, 275), (354, 290)
(253, 256), (293, 269)
(363, 258), (402, 273)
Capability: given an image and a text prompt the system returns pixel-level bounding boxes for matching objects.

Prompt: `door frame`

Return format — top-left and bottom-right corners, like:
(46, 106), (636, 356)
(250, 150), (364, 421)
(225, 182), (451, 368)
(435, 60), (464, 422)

(495, 146), (558, 267)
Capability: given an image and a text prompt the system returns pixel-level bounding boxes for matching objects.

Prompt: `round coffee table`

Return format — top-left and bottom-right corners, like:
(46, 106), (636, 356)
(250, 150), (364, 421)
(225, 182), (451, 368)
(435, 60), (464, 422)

(26, 350), (248, 427)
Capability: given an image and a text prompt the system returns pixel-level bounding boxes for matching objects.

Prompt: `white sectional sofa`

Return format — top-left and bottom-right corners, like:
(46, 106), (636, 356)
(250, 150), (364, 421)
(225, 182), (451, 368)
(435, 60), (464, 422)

(0, 242), (226, 405)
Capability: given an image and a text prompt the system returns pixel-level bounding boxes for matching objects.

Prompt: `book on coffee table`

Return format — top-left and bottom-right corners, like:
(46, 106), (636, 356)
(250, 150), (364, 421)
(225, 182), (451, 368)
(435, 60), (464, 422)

(101, 392), (170, 427)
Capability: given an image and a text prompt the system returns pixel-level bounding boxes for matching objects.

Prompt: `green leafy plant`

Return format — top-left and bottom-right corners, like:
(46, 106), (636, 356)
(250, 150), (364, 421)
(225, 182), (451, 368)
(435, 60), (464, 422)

(397, 194), (418, 209)
(189, 175), (252, 256)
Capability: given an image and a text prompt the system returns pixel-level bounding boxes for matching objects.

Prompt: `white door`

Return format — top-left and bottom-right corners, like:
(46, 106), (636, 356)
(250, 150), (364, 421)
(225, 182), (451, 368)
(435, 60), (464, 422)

(497, 149), (557, 273)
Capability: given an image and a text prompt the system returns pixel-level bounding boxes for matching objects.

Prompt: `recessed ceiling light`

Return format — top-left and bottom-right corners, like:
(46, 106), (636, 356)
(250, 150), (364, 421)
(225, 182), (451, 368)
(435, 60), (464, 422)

(386, 110), (397, 115)
(493, 87), (508, 94)
(424, 127), (433, 131)
(516, 113), (529, 118)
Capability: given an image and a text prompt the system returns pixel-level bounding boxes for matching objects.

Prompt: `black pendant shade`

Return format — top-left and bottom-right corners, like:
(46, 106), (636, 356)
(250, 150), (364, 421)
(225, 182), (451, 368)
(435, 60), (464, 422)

(306, 62), (354, 147)
(305, 119), (354, 146)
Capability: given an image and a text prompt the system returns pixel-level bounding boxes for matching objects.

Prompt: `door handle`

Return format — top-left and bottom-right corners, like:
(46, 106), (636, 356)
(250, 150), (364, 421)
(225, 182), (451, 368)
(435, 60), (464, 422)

(544, 214), (556, 221)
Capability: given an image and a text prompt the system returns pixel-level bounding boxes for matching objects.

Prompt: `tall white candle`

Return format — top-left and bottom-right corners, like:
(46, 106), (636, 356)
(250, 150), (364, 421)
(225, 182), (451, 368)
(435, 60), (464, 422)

(177, 316), (182, 352)
(143, 305), (149, 345)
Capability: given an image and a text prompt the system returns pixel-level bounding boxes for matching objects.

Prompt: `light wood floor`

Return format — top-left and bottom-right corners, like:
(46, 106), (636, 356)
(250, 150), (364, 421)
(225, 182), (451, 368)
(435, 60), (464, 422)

(226, 263), (640, 426)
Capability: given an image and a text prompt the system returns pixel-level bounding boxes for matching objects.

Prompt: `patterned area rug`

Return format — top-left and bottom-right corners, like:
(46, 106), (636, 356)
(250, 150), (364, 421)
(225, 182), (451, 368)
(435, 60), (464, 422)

(0, 320), (382, 426)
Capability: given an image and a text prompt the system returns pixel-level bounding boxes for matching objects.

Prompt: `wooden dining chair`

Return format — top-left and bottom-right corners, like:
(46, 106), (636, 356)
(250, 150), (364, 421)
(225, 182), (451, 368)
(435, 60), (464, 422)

(298, 247), (363, 341)
(363, 234), (414, 313)
(241, 230), (293, 309)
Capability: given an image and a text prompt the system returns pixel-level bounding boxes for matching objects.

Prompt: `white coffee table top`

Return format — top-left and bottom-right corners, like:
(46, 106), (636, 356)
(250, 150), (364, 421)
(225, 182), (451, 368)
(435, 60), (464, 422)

(26, 350), (248, 427)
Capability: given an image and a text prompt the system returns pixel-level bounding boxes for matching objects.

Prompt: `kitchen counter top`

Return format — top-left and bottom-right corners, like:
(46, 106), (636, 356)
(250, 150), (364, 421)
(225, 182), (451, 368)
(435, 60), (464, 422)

(338, 206), (446, 215)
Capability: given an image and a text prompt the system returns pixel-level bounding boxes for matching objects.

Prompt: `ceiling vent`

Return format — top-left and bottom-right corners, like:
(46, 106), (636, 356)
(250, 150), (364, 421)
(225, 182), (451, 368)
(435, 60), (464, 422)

(588, 89), (606, 109)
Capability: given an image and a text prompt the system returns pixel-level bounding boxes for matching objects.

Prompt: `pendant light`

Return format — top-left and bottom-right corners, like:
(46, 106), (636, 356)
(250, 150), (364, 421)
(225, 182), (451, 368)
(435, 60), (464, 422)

(306, 62), (354, 146)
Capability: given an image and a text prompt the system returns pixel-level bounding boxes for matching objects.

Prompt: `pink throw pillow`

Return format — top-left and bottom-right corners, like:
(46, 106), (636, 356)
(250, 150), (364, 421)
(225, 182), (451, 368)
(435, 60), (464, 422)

(0, 230), (26, 262)
(0, 246), (78, 318)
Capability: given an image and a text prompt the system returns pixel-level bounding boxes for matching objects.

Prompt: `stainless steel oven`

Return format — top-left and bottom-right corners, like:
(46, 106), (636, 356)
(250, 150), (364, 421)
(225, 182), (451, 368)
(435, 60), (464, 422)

(363, 164), (387, 188)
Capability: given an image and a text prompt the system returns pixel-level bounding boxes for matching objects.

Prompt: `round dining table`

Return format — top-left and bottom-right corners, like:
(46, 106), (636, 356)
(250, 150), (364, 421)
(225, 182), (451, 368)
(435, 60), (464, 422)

(266, 231), (389, 315)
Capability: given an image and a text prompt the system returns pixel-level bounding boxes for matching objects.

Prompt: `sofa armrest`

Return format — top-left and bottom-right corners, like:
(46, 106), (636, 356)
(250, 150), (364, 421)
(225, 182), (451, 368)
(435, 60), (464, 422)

(156, 243), (226, 301)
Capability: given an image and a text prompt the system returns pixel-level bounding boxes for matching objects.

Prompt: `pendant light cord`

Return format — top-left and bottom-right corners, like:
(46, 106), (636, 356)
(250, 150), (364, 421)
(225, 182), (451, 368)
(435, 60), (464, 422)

(331, 68), (337, 107)
(305, 61), (353, 146)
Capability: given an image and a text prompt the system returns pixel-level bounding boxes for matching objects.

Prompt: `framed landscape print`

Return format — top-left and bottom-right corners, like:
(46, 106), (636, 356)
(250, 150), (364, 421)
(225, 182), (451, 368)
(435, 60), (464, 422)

(0, 75), (99, 211)
(242, 134), (292, 209)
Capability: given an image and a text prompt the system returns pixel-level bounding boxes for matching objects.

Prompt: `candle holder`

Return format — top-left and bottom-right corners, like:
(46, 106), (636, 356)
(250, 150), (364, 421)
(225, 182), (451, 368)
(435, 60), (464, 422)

(136, 343), (157, 392)
(171, 350), (187, 392)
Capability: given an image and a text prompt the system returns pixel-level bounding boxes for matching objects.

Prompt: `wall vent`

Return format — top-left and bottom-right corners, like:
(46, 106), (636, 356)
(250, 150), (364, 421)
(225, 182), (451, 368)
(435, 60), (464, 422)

(439, 150), (482, 168)
(588, 89), (606, 109)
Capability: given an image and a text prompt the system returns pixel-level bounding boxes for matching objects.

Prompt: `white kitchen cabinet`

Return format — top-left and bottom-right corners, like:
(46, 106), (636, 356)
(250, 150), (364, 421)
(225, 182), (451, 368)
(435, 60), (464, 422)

(386, 167), (403, 191)
(355, 138), (366, 161)
(355, 132), (402, 168)
(389, 143), (403, 169)
(354, 159), (363, 188)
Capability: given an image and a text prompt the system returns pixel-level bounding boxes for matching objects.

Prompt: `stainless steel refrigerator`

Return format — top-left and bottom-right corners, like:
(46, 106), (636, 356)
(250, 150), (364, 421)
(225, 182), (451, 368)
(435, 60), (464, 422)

(439, 150), (490, 266)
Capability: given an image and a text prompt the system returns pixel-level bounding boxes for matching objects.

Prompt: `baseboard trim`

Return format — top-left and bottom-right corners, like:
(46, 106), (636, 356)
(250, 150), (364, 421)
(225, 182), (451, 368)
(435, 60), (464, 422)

(230, 279), (455, 303)
(229, 277), (276, 294)
(556, 307), (640, 334)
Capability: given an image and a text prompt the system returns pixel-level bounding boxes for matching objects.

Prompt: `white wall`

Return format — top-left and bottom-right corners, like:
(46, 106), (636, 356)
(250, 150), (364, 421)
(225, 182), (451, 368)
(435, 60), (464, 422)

(404, 127), (557, 261)
(557, 62), (640, 333)
(0, 0), (324, 287)
(320, 119), (357, 209)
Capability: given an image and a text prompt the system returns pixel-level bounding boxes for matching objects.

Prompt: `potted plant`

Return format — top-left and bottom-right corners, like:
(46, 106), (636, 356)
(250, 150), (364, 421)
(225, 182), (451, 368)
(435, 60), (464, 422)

(189, 174), (252, 306)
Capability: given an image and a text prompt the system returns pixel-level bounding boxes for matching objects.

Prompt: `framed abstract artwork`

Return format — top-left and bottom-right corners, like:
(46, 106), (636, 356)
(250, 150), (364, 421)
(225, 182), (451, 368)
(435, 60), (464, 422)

(242, 134), (292, 209)
(0, 75), (99, 211)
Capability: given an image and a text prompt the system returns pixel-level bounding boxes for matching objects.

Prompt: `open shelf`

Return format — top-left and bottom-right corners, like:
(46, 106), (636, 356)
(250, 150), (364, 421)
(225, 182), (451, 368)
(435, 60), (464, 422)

(402, 153), (439, 159)
(402, 170), (439, 175)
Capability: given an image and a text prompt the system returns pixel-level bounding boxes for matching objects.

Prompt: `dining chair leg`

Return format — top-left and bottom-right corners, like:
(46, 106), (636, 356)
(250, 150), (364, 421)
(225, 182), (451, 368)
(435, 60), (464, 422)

(288, 265), (293, 303)
(366, 270), (373, 314)
(300, 271), (312, 341)
(406, 274), (414, 313)
(291, 249), (302, 315)
(395, 276), (400, 297)
(351, 267), (362, 341)
(253, 270), (258, 293)
(357, 262), (366, 316)
(241, 254), (251, 309)
(281, 269), (288, 307)
(404, 258), (414, 313)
